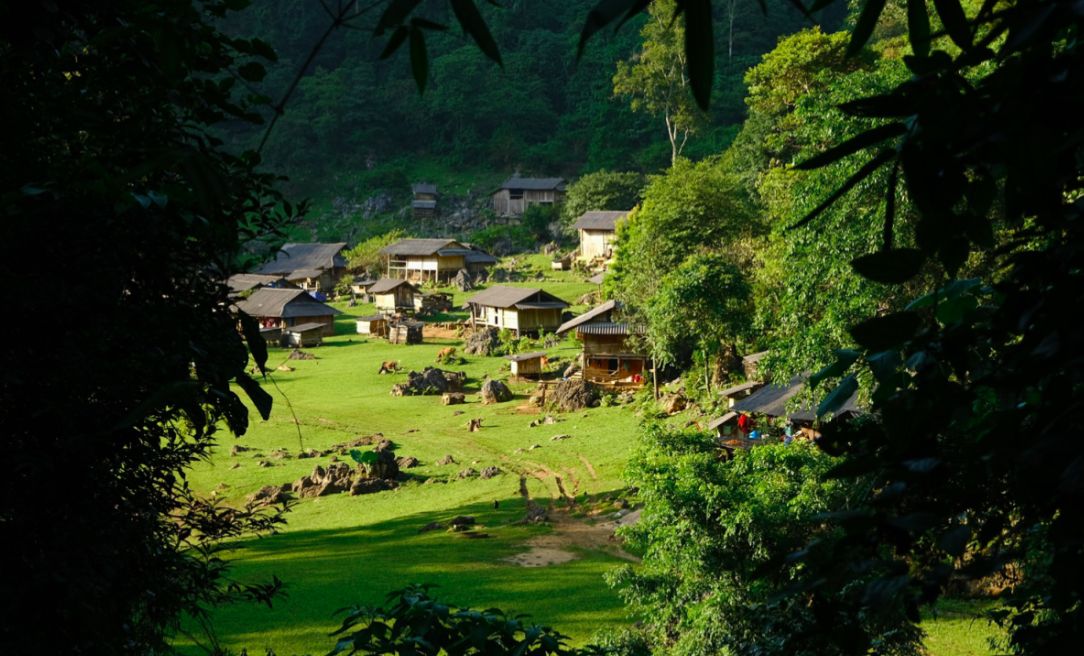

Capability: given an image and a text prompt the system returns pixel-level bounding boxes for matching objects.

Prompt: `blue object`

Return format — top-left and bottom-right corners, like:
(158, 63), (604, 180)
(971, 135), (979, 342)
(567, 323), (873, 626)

(749, 430), (761, 440)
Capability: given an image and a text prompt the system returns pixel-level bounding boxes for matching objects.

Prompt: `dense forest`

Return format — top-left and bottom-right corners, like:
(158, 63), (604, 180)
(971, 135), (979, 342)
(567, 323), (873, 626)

(221, 1), (841, 210)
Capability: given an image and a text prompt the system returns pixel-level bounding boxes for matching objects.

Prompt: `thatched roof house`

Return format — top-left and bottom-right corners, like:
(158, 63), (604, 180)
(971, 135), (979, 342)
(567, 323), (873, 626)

(573, 210), (627, 265)
(491, 176), (566, 217)
(254, 242), (348, 292)
(235, 288), (341, 337)
(381, 238), (496, 282)
(465, 286), (569, 336)
(369, 278), (419, 314)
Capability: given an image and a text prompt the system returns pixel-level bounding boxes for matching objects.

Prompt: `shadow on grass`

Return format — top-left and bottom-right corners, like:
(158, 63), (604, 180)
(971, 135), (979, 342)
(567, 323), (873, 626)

(183, 495), (633, 655)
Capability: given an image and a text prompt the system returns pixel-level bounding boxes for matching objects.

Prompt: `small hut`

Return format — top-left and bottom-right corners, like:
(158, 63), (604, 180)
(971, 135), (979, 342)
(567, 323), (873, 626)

(234, 287), (341, 336)
(464, 286), (570, 336)
(387, 320), (424, 345)
(491, 176), (566, 217)
(411, 183), (438, 219)
(555, 300), (649, 388)
(573, 210), (626, 268)
(370, 279), (419, 315)
(282, 322), (326, 348)
(506, 351), (547, 379)
(253, 242), (348, 292)
(356, 314), (389, 337)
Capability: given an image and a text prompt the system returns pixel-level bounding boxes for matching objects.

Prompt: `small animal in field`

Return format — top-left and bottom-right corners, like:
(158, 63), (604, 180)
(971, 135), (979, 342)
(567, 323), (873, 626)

(378, 360), (399, 374)
(435, 346), (456, 363)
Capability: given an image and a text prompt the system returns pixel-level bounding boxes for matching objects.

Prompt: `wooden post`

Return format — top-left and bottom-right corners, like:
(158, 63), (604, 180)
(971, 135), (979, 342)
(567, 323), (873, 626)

(652, 357), (659, 401)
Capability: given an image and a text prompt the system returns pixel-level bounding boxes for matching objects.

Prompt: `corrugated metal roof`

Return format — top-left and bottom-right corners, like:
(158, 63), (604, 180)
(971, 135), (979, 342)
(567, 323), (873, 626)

(235, 288), (341, 319)
(286, 268), (324, 280)
(707, 412), (738, 430)
(717, 381), (763, 397)
(466, 286), (569, 309)
(411, 183), (437, 194)
(499, 176), (566, 191)
(465, 250), (497, 265)
(381, 238), (460, 257)
(254, 242), (347, 276)
(286, 322), (326, 333)
(730, 375), (862, 421)
(573, 210), (628, 231)
(556, 300), (617, 335)
(576, 322), (645, 336)
(514, 301), (568, 310)
(356, 315), (385, 322)
(505, 351), (547, 362)
(369, 278), (418, 294)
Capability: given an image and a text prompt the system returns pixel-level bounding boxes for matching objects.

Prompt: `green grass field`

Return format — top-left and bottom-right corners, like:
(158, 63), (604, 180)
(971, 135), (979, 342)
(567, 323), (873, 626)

(177, 284), (1001, 655)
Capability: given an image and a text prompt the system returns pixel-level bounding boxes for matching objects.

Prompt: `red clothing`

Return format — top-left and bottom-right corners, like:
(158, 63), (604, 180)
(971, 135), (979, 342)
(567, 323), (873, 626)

(737, 414), (754, 435)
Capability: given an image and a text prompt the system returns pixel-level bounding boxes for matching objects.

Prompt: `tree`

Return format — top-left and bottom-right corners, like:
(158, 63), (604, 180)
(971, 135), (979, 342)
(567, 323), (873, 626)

(611, 425), (922, 656)
(1, 1), (294, 653)
(646, 253), (751, 385)
(606, 157), (758, 311)
(612, 0), (707, 165)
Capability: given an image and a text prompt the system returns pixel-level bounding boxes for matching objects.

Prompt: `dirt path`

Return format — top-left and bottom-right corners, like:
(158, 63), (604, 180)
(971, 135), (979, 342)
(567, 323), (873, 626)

(577, 454), (598, 480)
(503, 509), (640, 568)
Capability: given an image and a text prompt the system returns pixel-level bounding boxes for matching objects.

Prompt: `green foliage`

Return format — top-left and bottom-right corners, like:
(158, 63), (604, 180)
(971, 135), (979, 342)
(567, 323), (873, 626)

(612, 425), (922, 655)
(468, 224), (536, 255)
(330, 584), (578, 655)
(522, 203), (562, 243)
(560, 170), (645, 233)
(646, 252), (751, 367)
(606, 157), (758, 310)
(344, 229), (408, 275)
(2, 0), (294, 653)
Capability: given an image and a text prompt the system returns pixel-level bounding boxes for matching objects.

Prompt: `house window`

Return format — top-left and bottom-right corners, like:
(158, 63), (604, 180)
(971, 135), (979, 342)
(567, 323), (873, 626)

(509, 189), (524, 199)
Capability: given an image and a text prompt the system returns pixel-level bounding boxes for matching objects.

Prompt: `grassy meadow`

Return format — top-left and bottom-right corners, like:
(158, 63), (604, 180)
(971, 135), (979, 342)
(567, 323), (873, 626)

(178, 270), (1001, 655)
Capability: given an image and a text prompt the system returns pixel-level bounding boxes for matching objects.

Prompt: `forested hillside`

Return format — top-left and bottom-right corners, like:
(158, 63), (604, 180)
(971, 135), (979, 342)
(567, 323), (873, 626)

(221, 0), (841, 227)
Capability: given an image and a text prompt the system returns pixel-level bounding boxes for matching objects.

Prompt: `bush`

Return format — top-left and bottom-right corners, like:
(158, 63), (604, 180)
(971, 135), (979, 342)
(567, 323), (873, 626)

(468, 224), (534, 255)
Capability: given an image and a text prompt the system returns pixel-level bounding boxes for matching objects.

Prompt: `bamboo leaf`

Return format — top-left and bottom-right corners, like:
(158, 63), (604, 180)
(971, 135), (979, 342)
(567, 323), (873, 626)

(849, 311), (922, 352)
(851, 248), (924, 284)
(682, 0), (714, 111)
(379, 26), (409, 60)
(932, 0), (973, 51)
(409, 27), (428, 93)
(374, 0), (423, 35)
(906, 0), (931, 57)
(848, 0), (889, 56)
(237, 310), (268, 375)
(818, 374), (858, 417)
(795, 123), (905, 170)
(788, 149), (894, 230)
(451, 0), (502, 65)
(576, 0), (650, 58)
(235, 373), (273, 420)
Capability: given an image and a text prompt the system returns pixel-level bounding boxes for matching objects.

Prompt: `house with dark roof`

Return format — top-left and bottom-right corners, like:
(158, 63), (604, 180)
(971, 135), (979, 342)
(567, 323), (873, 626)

(556, 300), (648, 388)
(369, 278), (419, 315)
(411, 183), (438, 219)
(234, 288), (342, 337)
(465, 286), (569, 336)
(573, 210), (627, 266)
(226, 273), (296, 294)
(254, 242), (348, 292)
(380, 238), (497, 282)
(491, 176), (566, 217)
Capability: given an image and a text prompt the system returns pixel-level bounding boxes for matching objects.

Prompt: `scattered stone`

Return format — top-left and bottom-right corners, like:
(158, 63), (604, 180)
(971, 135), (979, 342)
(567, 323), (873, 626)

(452, 410), (465, 416)
(463, 326), (499, 356)
(329, 456), (340, 463)
(480, 466), (502, 479)
(442, 392), (466, 405)
(524, 504), (548, 523)
(229, 462), (241, 469)
(256, 460), (272, 468)
(449, 515), (476, 528)
(392, 367), (466, 396)
(480, 379), (513, 404)
(550, 434), (572, 441)
(548, 379), (599, 412)
(419, 521), (444, 533)
(270, 448), (290, 459)
(374, 438), (394, 452)
(513, 448), (525, 454)
(396, 456), (420, 469)
(543, 415), (558, 425)
(528, 444), (542, 450)
(350, 478), (394, 496)
(456, 468), (479, 479)
(247, 485), (291, 507)
(275, 364), (295, 372)
(289, 349), (317, 360)
(453, 268), (474, 292)
(230, 445), (250, 456)
(467, 418), (483, 432)
(297, 448), (319, 459)
(660, 393), (687, 415)
(436, 454), (457, 465)
(423, 477), (446, 485)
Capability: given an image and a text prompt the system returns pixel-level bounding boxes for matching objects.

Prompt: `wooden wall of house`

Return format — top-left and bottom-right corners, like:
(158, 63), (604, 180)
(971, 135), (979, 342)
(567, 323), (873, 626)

(579, 229), (615, 259)
(511, 359), (543, 376)
(517, 308), (562, 332)
(583, 334), (636, 356)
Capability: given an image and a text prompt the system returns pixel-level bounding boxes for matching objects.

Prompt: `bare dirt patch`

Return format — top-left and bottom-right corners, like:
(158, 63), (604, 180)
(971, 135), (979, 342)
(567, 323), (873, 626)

(423, 324), (460, 340)
(503, 510), (640, 568)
